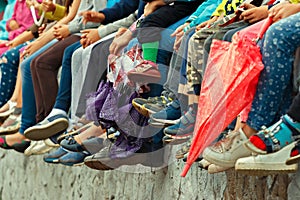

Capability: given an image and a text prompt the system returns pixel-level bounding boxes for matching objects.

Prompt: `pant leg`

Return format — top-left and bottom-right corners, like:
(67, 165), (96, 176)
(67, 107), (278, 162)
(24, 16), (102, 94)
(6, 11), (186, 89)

(54, 41), (82, 112)
(137, 1), (202, 43)
(202, 21), (249, 71)
(19, 39), (58, 134)
(31, 35), (80, 122)
(186, 28), (215, 88)
(287, 93), (300, 122)
(247, 13), (300, 130)
(73, 38), (113, 118)
(0, 43), (27, 106)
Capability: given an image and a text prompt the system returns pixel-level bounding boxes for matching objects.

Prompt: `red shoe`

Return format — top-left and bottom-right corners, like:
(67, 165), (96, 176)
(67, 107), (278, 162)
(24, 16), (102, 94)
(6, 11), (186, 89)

(127, 60), (161, 83)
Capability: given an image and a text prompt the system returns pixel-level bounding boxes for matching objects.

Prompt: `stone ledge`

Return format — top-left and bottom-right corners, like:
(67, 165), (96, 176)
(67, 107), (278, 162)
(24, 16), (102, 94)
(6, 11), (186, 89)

(0, 150), (300, 200)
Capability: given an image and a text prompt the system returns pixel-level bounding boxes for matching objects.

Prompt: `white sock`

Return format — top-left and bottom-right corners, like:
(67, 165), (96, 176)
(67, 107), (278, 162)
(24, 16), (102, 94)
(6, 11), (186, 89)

(47, 108), (67, 119)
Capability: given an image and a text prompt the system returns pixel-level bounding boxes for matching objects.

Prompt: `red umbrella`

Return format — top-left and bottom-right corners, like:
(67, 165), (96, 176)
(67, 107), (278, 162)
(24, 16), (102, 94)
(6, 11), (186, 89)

(181, 17), (273, 177)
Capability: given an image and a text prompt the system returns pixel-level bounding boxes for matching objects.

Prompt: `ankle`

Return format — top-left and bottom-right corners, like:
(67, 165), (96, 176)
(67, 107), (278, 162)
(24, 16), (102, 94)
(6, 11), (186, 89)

(242, 124), (257, 138)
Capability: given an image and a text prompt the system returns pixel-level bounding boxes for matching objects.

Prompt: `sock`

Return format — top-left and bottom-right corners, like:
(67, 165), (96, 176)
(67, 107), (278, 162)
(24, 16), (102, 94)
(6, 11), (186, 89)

(249, 114), (300, 151)
(142, 41), (159, 62)
(47, 108), (67, 119)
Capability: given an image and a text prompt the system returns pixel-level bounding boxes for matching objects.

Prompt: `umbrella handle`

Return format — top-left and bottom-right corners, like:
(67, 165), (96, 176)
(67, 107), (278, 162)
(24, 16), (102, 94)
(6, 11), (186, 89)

(256, 17), (273, 42)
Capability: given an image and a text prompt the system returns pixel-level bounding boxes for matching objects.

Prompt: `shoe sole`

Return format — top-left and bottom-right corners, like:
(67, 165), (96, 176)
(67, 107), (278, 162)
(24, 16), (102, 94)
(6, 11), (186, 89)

(163, 136), (190, 145)
(84, 153), (147, 171)
(286, 155), (300, 165)
(132, 101), (150, 117)
(127, 73), (161, 84)
(60, 162), (84, 167)
(25, 118), (69, 140)
(0, 127), (20, 136)
(150, 117), (180, 126)
(235, 164), (298, 176)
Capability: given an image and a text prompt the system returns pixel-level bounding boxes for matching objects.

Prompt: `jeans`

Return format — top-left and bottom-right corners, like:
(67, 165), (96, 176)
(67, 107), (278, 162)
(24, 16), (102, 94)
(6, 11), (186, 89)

(54, 41), (82, 112)
(20, 39), (58, 134)
(247, 13), (300, 130)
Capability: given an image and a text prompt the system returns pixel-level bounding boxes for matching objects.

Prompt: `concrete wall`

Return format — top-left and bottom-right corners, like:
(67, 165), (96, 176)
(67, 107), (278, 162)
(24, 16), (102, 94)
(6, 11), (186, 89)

(0, 150), (300, 200)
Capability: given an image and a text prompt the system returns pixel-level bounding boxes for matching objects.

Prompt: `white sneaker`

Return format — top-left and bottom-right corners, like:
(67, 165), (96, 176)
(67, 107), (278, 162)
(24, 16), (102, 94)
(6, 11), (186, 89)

(198, 159), (211, 170)
(235, 142), (298, 176)
(24, 141), (53, 156)
(203, 128), (251, 168)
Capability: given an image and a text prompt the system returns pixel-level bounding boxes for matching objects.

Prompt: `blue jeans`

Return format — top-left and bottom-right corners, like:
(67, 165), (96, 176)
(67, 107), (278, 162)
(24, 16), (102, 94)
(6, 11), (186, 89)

(20, 39), (58, 134)
(54, 41), (82, 112)
(0, 42), (28, 106)
(247, 13), (300, 130)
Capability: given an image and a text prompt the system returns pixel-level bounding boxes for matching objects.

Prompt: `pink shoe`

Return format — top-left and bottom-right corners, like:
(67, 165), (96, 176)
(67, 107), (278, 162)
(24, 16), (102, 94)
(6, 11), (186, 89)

(127, 60), (161, 83)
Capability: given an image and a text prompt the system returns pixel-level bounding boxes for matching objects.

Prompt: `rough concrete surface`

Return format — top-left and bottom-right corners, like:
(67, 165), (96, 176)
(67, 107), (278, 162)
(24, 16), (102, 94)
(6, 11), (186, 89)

(0, 149), (300, 200)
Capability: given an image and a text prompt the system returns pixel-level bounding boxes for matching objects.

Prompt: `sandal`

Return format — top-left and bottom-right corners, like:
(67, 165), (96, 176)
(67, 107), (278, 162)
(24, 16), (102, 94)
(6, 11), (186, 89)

(0, 136), (31, 153)
(56, 122), (94, 144)
(244, 115), (300, 154)
(0, 108), (21, 135)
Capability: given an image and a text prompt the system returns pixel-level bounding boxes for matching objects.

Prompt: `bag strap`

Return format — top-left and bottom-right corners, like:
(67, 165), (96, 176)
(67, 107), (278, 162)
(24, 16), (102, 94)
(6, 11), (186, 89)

(31, 0), (57, 26)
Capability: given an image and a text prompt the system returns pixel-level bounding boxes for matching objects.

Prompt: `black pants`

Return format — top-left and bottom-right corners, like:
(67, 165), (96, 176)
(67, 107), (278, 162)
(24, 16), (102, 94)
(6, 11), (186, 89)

(287, 92), (300, 122)
(137, 0), (202, 43)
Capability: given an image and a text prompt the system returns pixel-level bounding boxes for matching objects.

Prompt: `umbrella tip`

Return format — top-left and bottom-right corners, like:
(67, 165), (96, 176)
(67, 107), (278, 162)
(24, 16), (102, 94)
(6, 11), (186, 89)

(181, 164), (191, 177)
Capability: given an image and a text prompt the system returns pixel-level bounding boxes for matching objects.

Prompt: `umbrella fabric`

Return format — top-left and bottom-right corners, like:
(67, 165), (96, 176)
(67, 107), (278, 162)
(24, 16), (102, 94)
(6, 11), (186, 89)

(182, 18), (272, 177)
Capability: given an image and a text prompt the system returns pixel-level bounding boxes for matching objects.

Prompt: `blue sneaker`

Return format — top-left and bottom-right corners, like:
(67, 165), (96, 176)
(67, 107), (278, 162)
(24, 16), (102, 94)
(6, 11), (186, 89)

(163, 108), (196, 139)
(43, 147), (68, 163)
(59, 151), (90, 166)
(149, 100), (181, 126)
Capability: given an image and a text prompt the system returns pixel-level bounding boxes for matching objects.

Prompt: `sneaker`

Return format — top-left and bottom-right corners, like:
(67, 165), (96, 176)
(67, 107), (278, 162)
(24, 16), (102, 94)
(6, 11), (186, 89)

(244, 115), (300, 154)
(60, 136), (105, 154)
(59, 151), (90, 166)
(203, 128), (251, 168)
(163, 108), (196, 139)
(236, 142), (298, 175)
(149, 100), (181, 126)
(24, 141), (53, 156)
(132, 96), (172, 117)
(84, 146), (147, 170)
(198, 159), (211, 170)
(43, 147), (68, 163)
(127, 60), (161, 83)
(24, 114), (69, 140)
(175, 140), (191, 159)
(56, 122), (94, 144)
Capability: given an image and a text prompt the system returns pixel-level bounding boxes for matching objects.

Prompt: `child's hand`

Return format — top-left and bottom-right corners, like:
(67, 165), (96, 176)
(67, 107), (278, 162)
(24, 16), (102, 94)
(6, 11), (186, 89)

(80, 29), (101, 48)
(109, 28), (132, 56)
(41, 1), (56, 12)
(144, 0), (165, 16)
(53, 24), (70, 40)
(8, 20), (19, 31)
(171, 22), (189, 51)
(196, 16), (218, 31)
(79, 11), (105, 25)
(239, 4), (268, 23)
(269, 2), (300, 22)
(38, 24), (47, 36)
